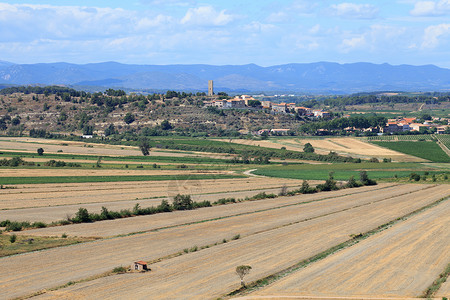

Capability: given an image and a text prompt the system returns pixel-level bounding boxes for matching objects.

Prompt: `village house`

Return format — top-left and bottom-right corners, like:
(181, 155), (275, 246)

(313, 110), (330, 118)
(213, 100), (227, 108)
(261, 100), (272, 109)
(272, 103), (287, 113)
(294, 106), (309, 115)
(270, 128), (291, 135)
(224, 99), (246, 109)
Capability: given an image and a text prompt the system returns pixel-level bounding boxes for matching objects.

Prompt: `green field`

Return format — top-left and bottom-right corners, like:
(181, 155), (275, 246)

(372, 141), (450, 163)
(367, 135), (436, 141)
(0, 174), (245, 185)
(252, 162), (448, 181)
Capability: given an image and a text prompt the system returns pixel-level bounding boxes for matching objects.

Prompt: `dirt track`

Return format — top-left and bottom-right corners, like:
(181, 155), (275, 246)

(254, 196), (450, 298)
(1, 184), (445, 299)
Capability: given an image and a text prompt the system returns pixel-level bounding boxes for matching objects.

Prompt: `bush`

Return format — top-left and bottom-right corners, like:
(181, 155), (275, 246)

(73, 207), (91, 223)
(172, 194), (194, 210)
(409, 172), (421, 182)
(345, 176), (362, 188)
(32, 221), (47, 228)
(214, 198), (236, 205)
(157, 199), (173, 212)
(9, 234), (16, 243)
(360, 171), (377, 185)
(112, 266), (127, 273)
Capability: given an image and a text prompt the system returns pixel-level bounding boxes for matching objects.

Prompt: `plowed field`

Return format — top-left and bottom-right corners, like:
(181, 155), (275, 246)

(2, 184), (445, 300)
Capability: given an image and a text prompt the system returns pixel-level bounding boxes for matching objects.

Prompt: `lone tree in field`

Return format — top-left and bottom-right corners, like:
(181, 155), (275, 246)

(37, 148), (44, 156)
(303, 142), (314, 153)
(139, 139), (151, 156)
(236, 265), (252, 287)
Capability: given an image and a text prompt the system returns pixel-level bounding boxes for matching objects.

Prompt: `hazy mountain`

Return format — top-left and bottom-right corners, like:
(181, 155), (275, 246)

(1, 61), (450, 93)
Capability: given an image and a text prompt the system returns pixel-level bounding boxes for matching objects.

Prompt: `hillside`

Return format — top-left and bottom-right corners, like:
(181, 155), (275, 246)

(0, 89), (300, 137)
(1, 61), (450, 93)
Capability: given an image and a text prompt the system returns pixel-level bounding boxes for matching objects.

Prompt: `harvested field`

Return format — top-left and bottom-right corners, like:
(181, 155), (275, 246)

(437, 276), (450, 297)
(19, 184), (398, 237)
(0, 177), (306, 210)
(0, 137), (232, 159)
(32, 185), (448, 300)
(2, 184), (446, 299)
(0, 168), (229, 177)
(227, 138), (423, 162)
(254, 195), (450, 299)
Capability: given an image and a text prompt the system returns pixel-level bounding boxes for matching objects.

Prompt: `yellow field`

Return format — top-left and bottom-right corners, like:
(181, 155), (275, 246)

(254, 197), (450, 298)
(2, 184), (447, 299)
(226, 137), (425, 162)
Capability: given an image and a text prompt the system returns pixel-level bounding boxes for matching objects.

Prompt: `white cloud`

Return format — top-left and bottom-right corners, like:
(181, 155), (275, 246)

(410, 0), (450, 16)
(340, 35), (367, 52)
(422, 23), (450, 48)
(180, 6), (236, 26)
(330, 3), (379, 19)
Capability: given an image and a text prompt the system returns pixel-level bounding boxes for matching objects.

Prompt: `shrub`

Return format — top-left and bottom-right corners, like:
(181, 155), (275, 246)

(214, 198), (236, 205)
(409, 172), (421, 181)
(9, 234), (16, 243)
(360, 171), (377, 185)
(232, 234), (241, 240)
(61, 233), (67, 238)
(279, 185), (288, 196)
(345, 176), (361, 188)
(32, 221), (47, 228)
(193, 200), (211, 208)
(157, 199), (173, 212)
(112, 266), (127, 273)
(172, 194), (194, 211)
(73, 207), (91, 223)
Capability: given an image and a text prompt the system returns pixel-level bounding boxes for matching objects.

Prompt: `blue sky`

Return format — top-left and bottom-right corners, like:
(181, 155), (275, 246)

(1, 0), (450, 67)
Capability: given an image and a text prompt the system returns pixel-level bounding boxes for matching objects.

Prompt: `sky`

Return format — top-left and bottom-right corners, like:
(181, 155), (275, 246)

(1, 0), (450, 68)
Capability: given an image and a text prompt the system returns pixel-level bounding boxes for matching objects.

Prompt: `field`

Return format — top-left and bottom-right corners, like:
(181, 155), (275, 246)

(18, 184), (447, 300)
(1, 137), (449, 300)
(224, 137), (423, 162)
(372, 140), (450, 162)
(252, 198), (450, 298)
(367, 134), (436, 141)
(252, 162), (448, 181)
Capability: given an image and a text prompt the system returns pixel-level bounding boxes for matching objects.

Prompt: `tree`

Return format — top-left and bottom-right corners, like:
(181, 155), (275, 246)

(160, 119), (172, 130)
(139, 139), (150, 156)
(303, 142), (315, 153)
(172, 194), (193, 210)
(37, 148), (44, 156)
(236, 265), (252, 287)
(123, 113), (135, 124)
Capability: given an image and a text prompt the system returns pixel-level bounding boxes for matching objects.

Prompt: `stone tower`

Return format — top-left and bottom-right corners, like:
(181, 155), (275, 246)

(208, 80), (214, 96)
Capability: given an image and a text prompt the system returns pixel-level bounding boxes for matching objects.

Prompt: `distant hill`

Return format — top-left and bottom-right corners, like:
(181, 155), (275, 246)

(1, 61), (450, 93)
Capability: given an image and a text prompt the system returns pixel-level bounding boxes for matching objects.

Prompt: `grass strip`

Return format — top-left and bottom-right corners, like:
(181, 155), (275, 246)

(225, 195), (450, 298)
(0, 174), (244, 185)
(422, 262), (450, 298)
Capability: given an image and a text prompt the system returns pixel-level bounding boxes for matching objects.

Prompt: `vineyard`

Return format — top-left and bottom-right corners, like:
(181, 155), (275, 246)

(436, 134), (450, 150)
(367, 134), (436, 141)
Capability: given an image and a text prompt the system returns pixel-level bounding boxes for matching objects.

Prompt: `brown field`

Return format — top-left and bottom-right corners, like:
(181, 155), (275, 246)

(252, 196), (450, 299)
(1, 184), (446, 299)
(0, 177), (308, 211)
(18, 184), (397, 237)
(226, 137), (424, 162)
(0, 137), (232, 159)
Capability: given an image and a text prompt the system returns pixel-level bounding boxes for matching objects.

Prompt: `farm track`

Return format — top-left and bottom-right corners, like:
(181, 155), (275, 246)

(253, 195), (450, 299)
(0, 184), (445, 299)
(32, 185), (449, 300)
(0, 177), (307, 211)
(18, 184), (397, 237)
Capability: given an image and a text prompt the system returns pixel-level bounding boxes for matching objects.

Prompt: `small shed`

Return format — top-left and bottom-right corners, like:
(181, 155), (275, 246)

(133, 261), (148, 271)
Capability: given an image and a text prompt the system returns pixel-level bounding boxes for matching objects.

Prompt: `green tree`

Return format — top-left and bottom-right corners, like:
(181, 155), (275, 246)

(160, 119), (172, 130)
(303, 142), (315, 153)
(235, 265), (252, 287)
(37, 148), (44, 156)
(139, 139), (151, 156)
(123, 113), (135, 124)
(172, 194), (193, 210)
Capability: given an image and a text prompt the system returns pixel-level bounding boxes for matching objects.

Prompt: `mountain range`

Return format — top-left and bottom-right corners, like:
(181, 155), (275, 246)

(1, 61), (450, 94)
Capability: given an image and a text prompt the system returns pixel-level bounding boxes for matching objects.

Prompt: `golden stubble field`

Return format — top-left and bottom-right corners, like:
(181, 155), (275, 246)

(2, 184), (448, 299)
(0, 137), (232, 159)
(0, 177), (307, 211)
(226, 137), (426, 162)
